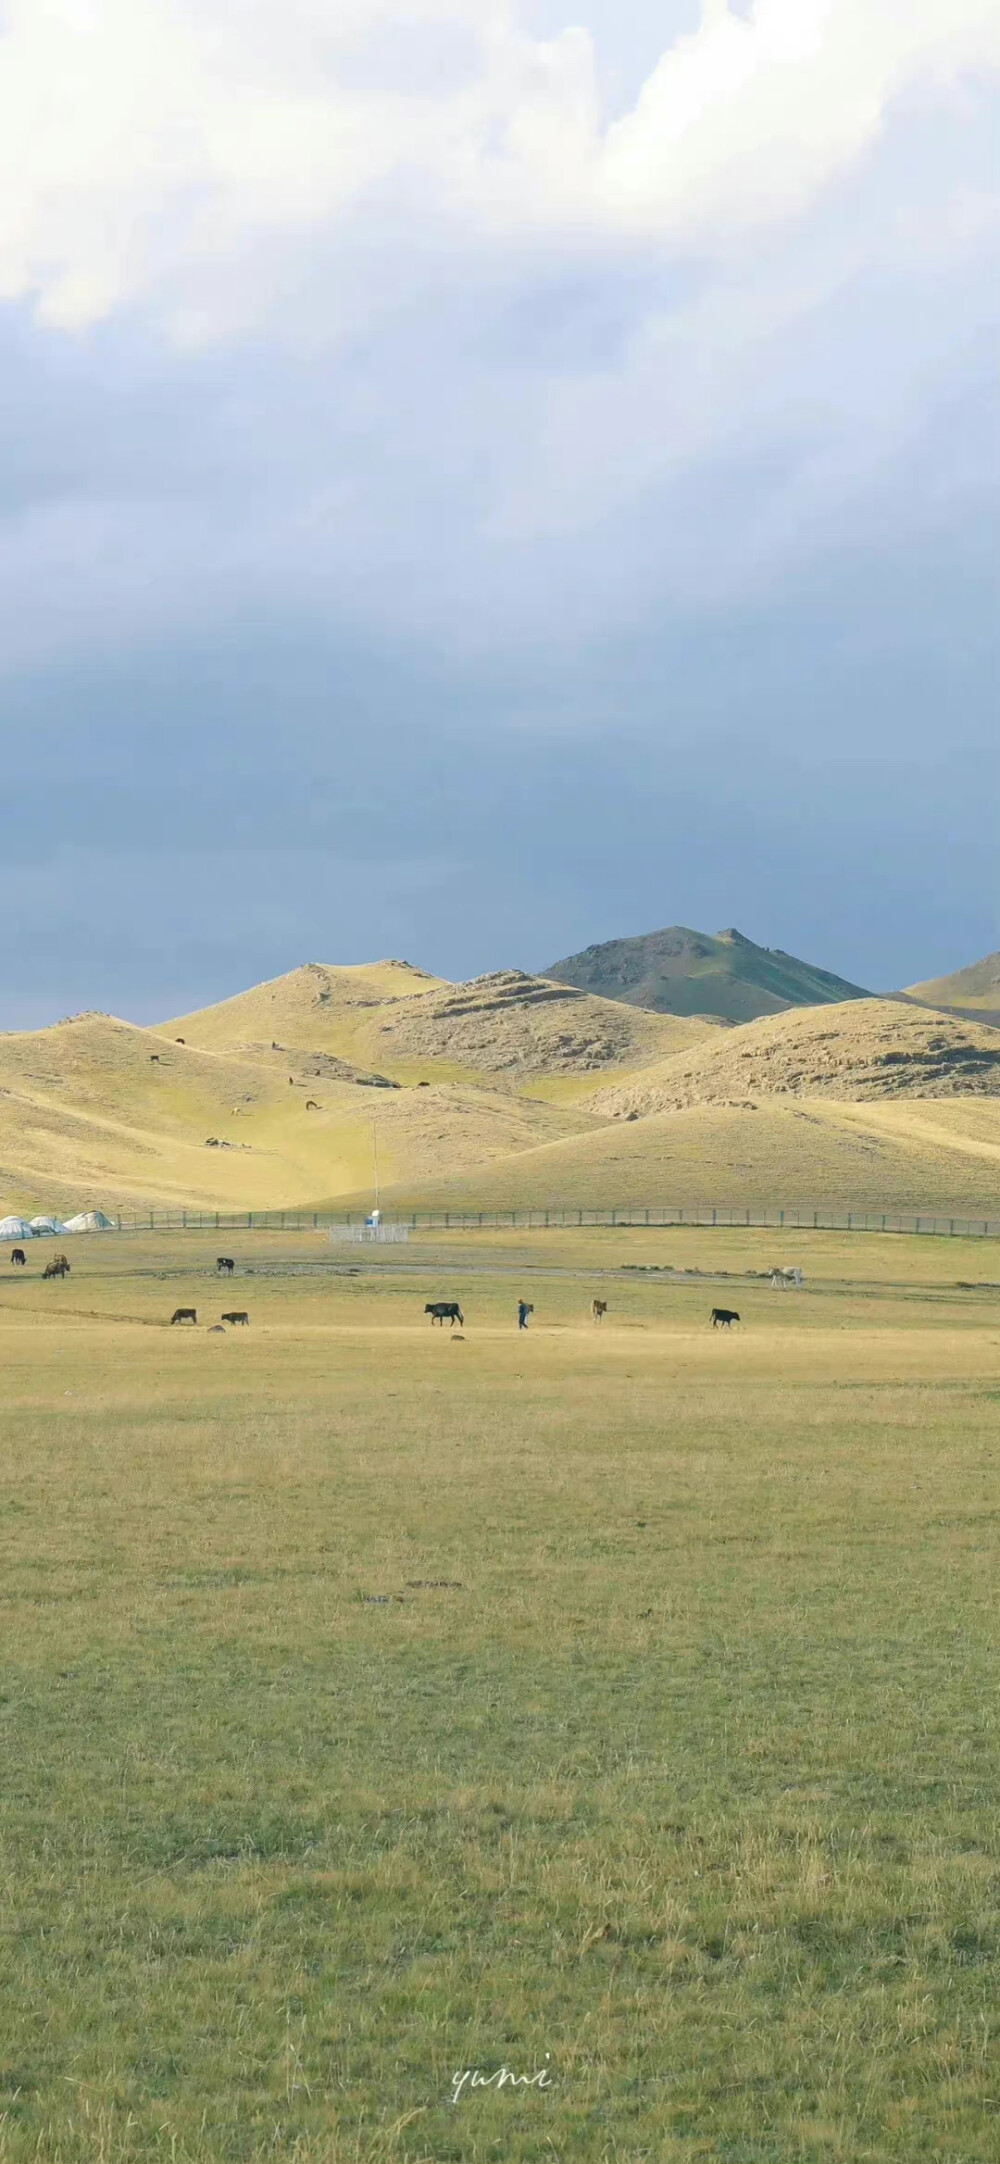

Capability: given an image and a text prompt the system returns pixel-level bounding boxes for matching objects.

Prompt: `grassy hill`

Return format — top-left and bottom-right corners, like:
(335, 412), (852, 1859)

(383, 1095), (1000, 1218)
(160, 959), (445, 1065)
(544, 924), (870, 1022)
(0, 1010), (604, 1217)
(588, 1000), (1000, 1116)
(5, 962), (1000, 1221)
(163, 962), (720, 1092)
(903, 949), (1000, 1028)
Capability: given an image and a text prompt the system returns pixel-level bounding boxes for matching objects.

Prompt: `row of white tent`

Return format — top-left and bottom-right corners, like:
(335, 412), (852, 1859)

(0, 1211), (115, 1238)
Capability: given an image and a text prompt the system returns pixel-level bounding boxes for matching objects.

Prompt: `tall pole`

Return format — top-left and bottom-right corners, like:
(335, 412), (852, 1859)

(372, 1111), (380, 1216)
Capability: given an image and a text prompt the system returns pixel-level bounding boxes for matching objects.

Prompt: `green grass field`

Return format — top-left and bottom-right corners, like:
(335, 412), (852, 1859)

(1, 1229), (999, 2161)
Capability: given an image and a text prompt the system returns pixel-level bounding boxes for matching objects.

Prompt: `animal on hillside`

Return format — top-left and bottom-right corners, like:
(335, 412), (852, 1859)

(150, 1053), (160, 1063)
(221, 1310), (249, 1326)
(518, 1300), (534, 1330)
(217, 1256), (235, 1274)
(170, 1307), (197, 1325)
(42, 1257), (70, 1280)
(592, 1299), (608, 1322)
(770, 1267), (804, 1289)
(425, 1301), (464, 1327)
(175, 1037), (185, 1044)
(305, 1099), (320, 1111)
(10, 1248), (25, 1267)
(711, 1307), (740, 1329)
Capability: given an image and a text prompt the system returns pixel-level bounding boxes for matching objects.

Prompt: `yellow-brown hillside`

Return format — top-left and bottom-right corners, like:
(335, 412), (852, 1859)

(162, 963), (722, 1092)
(0, 1011), (602, 1216)
(586, 1000), (1000, 1117)
(903, 949), (1000, 1028)
(160, 960), (444, 1066)
(383, 1096), (1000, 1218)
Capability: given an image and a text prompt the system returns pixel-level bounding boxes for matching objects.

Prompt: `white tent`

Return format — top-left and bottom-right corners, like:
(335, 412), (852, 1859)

(29, 1216), (68, 1236)
(62, 1210), (115, 1233)
(0, 1215), (34, 1239)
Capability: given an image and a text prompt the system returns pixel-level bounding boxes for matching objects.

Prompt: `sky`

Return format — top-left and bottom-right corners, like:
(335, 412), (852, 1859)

(0, 0), (997, 1026)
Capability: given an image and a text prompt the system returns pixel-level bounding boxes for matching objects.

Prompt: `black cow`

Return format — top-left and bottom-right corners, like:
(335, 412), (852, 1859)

(711, 1308), (740, 1329)
(170, 1307), (197, 1324)
(221, 1310), (249, 1326)
(216, 1256), (235, 1274)
(425, 1302), (464, 1327)
(10, 1248), (25, 1267)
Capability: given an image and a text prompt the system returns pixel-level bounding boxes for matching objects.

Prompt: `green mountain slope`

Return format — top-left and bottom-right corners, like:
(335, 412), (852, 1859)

(543, 925), (870, 1023)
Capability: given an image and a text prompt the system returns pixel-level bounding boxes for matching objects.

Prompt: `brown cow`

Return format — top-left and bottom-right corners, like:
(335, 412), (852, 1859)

(592, 1299), (608, 1323)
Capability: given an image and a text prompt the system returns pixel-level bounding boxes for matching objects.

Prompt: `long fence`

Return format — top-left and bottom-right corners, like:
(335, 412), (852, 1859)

(97, 1204), (1000, 1239)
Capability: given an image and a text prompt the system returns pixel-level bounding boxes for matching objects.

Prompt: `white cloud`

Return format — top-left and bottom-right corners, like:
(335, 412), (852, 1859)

(0, 0), (998, 335)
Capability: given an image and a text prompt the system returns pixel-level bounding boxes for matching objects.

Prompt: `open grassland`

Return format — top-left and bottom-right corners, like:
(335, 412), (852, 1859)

(0, 1230), (999, 2160)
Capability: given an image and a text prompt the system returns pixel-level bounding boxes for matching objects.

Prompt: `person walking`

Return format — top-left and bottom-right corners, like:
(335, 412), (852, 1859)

(518, 1299), (533, 1330)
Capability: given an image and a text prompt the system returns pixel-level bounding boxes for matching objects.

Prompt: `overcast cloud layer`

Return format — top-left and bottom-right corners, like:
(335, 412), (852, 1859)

(0, 1), (997, 1023)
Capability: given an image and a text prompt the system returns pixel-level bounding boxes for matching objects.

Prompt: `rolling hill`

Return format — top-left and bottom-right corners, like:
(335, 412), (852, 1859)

(0, 1010), (604, 1217)
(543, 924), (870, 1022)
(4, 956), (1000, 1222)
(587, 1000), (1000, 1117)
(163, 963), (722, 1092)
(382, 1097), (1000, 1219)
(902, 949), (1000, 1029)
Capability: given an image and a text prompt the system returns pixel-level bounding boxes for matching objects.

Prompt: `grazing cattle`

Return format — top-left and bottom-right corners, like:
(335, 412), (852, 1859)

(43, 1258), (70, 1280)
(221, 1310), (249, 1326)
(592, 1299), (608, 1322)
(425, 1301), (464, 1327)
(216, 1256), (235, 1274)
(518, 1300), (534, 1330)
(175, 1037), (185, 1044)
(305, 1099), (320, 1111)
(150, 1053), (160, 1063)
(711, 1308), (740, 1329)
(170, 1307), (197, 1325)
(10, 1248), (25, 1267)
